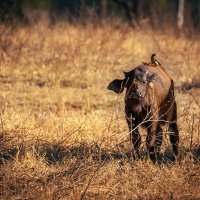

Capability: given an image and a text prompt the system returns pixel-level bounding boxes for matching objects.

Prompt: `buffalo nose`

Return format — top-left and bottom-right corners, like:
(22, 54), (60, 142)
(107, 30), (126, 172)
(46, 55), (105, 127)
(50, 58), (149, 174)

(138, 92), (142, 97)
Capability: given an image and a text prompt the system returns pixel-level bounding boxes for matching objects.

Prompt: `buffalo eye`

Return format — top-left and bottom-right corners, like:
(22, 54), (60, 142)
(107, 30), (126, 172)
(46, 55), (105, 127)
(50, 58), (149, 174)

(142, 80), (147, 84)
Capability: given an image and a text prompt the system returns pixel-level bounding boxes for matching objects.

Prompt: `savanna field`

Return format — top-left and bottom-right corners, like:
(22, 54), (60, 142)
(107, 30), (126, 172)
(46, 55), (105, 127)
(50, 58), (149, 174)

(0, 20), (200, 199)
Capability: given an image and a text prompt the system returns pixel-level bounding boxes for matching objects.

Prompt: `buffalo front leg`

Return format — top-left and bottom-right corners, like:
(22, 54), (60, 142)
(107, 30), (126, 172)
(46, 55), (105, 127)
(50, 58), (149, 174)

(146, 121), (160, 163)
(130, 128), (141, 159)
(126, 114), (141, 159)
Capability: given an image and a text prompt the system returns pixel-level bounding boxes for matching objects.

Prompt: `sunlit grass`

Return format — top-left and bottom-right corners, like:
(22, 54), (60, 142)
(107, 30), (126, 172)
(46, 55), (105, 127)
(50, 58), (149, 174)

(0, 19), (199, 199)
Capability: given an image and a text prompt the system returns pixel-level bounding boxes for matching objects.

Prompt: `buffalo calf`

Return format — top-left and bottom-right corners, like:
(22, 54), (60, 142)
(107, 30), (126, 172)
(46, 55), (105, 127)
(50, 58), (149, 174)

(107, 54), (179, 163)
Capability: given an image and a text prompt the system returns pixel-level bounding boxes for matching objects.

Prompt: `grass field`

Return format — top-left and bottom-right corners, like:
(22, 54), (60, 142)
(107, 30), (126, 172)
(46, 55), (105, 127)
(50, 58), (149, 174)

(0, 20), (200, 199)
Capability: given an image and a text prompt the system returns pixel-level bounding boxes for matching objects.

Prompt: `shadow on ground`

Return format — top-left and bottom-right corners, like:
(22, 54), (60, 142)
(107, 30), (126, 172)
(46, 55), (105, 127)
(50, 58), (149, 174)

(0, 138), (200, 165)
(42, 143), (200, 165)
(176, 75), (200, 91)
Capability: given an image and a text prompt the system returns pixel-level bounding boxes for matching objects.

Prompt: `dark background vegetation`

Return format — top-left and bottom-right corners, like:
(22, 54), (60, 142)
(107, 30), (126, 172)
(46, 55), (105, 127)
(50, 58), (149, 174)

(0, 0), (200, 30)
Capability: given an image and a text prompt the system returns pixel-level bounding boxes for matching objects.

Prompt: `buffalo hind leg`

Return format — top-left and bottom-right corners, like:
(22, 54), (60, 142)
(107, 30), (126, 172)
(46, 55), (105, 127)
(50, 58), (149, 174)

(155, 125), (163, 151)
(169, 122), (179, 162)
(155, 125), (163, 161)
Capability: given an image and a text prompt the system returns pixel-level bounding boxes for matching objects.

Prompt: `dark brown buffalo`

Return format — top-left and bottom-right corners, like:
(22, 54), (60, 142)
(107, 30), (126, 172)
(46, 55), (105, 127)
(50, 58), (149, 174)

(107, 54), (179, 163)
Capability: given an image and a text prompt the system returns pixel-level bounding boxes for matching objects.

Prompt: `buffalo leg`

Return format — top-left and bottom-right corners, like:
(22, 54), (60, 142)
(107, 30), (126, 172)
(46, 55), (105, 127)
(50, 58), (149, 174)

(130, 129), (141, 152)
(126, 115), (141, 159)
(168, 102), (179, 162)
(146, 121), (160, 163)
(169, 122), (179, 161)
(155, 125), (163, 154)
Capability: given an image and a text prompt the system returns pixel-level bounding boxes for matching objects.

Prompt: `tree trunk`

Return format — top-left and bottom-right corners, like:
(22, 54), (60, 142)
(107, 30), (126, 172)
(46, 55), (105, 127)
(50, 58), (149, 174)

(177, 0), (185, 30)
(101, 0), (107, 18)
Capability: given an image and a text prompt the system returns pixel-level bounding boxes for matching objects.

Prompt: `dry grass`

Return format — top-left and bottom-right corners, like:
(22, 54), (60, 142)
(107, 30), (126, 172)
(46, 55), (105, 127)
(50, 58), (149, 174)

(0, 19), (200, 199)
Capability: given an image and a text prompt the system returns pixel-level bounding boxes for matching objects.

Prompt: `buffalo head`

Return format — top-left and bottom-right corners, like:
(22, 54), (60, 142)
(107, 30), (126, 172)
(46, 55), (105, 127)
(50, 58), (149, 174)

(107, 66), (156, 99)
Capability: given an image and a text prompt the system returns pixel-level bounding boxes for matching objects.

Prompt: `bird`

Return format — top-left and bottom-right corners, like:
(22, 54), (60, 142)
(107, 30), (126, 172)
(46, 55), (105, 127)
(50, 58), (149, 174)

(151, 54), (161, 66)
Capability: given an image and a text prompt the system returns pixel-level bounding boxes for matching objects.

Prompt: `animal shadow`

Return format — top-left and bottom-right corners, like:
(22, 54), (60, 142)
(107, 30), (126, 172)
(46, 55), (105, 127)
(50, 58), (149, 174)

(0, 139), (199, 166)
(35, 142), (200, 165)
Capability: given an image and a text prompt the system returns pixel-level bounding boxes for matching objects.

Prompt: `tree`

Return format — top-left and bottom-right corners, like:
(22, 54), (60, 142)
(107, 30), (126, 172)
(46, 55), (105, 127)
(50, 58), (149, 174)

(177, 0), (185, 30)
(0, 0), (23, 22)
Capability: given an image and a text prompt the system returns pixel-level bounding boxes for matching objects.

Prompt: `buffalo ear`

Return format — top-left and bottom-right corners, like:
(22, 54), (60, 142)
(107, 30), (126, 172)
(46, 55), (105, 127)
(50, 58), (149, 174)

(147, 72), (156, 88)
(107, 79), (125, 93)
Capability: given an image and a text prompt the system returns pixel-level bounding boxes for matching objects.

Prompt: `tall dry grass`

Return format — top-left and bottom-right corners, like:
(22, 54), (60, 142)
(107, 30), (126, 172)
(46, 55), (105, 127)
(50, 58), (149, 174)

(0, 19), (200, 199)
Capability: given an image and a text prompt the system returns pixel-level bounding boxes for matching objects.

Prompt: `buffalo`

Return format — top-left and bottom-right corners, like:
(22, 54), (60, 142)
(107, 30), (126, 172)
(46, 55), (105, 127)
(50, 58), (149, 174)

(107, 54), (179, 163)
